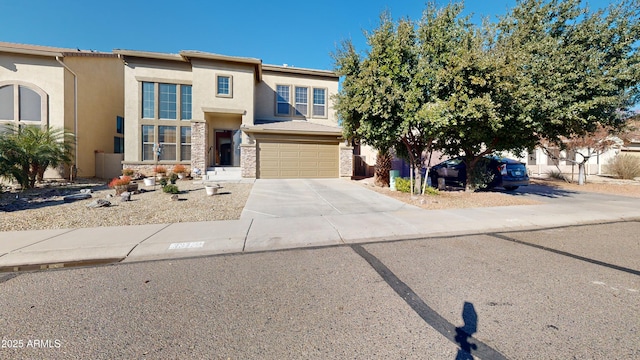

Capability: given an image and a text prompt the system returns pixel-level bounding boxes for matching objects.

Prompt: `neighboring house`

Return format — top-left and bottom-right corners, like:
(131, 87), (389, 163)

(115, 49), (352, 180)
(0, 42), (124, 178)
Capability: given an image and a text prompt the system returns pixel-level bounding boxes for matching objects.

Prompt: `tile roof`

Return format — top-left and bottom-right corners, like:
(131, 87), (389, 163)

(245, 120), (342, 135)
(0, 41), (115, 57)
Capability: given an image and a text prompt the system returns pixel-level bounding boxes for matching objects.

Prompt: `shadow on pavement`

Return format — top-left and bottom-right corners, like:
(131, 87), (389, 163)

(488, 183), (579, 198)
(455, 302), (478, 360)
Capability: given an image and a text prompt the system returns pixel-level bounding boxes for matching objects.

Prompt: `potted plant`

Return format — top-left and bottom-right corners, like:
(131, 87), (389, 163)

(173, 164), (187, 179)
(109, 176), (133, 195)
(154, 165), (167, 178)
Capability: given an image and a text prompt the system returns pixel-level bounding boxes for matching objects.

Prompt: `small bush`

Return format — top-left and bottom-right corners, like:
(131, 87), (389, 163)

(154, 166), (167, 175)
(605, 154), (640, 180)
(172, 164), (186, 174)
(468, 158), (496, 190)
(169, 172), (179, 184)
(159, 178), (168, 187)
(395, 177), (412, 193)
(424, 186), (439, 196)
(108, 176), (131, 188)
(122, 168), (134, 176)
(162, 184), (179, 194)
(546, 169), (568, 181)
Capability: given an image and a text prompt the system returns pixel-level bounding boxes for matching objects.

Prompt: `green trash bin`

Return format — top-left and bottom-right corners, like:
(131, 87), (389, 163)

(389, 170), (400, 191)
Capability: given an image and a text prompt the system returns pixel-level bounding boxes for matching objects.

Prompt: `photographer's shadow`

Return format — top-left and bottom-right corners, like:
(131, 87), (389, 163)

(455, 302), (478, 360)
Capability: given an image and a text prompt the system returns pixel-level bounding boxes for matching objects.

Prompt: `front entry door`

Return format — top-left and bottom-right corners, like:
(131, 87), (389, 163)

(214, 129), (241, 166)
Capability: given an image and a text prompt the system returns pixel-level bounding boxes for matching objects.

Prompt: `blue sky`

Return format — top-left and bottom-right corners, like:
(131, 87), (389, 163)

(1, 0), (618, 71)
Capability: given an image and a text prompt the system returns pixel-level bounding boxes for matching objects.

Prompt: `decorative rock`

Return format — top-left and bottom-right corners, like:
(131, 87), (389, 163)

(86, 199), (111, 208)
(63, 193), (92, 203)
(80, 189), (93, 194)
(120, 192), (132, 202)
(170, 194), (179, 201)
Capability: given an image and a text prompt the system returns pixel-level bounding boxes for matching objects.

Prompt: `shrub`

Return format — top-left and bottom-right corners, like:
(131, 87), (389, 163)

(154, 166), (167, 175)
(159, 177), (168, 187)
(162, 184), (179, 194)
(546, 169), (568, 181)
(424, 186), (439, 196)
(468, 158), (496, 190)
(108, 176), (131, 188)
(172, 164), (186, 174)
(169, 172), (179, 184)
(395, 177), (412, 193)
(122, 168), (134, 176)
(605, 154), (640, 179)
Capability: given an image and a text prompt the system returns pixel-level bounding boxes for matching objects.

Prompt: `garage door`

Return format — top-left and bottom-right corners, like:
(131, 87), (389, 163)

(258, 141), (339, 179)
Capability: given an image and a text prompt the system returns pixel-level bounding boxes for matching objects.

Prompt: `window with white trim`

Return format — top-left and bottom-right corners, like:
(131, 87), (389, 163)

(181, 85), (192, 120)
(142, 82), (155, 118)
(158, 126), (177, 161)
(276, 85), (290, 116)
(142, 125), (155, 161)
(0, 83), (47, 127)
(159, 84), (177, 119)
(216, 75), (232, 97)
(181, 126), (191, 161)
(294, 86), (308, 117)
(312, 88), (326, 117)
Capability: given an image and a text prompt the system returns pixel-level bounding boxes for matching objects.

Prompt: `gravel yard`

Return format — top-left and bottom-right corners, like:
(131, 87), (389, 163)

(0, 180), (253, 232)
(357, 175), (640, 210)
(2, 175), (639, 232)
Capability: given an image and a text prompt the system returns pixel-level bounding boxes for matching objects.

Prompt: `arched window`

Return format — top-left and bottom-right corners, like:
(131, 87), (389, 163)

(0, 82), (48, 129)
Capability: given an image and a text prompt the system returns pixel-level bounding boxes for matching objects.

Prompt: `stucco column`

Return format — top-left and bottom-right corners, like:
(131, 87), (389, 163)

(191, 120), (207, 175)
(339, 143), (354, 178)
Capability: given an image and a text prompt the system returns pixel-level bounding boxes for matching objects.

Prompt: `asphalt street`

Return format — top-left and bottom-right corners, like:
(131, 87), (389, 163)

(1, 221), (638, 359)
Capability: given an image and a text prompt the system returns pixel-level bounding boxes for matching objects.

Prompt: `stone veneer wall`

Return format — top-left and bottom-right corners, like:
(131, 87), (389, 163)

(241, 144), (256, 178)
(119, 164), (192, 177)
(191, 121), (206, 173)
(339, 145), (354, 178)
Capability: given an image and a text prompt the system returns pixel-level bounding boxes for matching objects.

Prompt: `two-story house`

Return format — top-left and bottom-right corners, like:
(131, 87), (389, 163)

(0, 42), (124, 178)
(115, 49), (352, 180)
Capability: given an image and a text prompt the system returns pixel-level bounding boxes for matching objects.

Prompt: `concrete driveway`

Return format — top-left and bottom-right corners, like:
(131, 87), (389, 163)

(240, 179), (419, 219)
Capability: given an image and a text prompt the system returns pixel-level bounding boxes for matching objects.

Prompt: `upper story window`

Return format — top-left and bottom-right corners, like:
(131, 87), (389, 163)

(159, 84), (177, 119)
(294, 87), (308, 117)
(116, 116), (124, 134)
(313, 88), (326, 117)
(181, 85), (192, 120)
(216, 75), (232, 97)
(141, 82), (191, 121)
(276, 85), (291, 116)
(142, 82), (155, 119)
(0, 82), (47, 127)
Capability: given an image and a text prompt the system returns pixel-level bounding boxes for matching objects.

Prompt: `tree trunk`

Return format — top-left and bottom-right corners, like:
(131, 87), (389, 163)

(578, 162), (586, 185)
(374, 150), (392, 187)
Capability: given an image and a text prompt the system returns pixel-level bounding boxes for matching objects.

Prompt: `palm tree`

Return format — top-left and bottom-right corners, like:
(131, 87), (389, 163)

(0, 126), (74, 189)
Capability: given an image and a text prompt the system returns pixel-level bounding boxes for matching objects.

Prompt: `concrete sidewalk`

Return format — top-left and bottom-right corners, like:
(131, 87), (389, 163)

(2, 193), (640, 271)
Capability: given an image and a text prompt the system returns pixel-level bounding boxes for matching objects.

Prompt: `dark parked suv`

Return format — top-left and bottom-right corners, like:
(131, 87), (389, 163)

(428, 156), (529, 191)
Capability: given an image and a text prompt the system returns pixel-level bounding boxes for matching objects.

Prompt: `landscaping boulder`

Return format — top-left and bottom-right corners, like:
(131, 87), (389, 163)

(63, 193), (92, 203)
(120, 191), (132, 202)
(86, 199), (111, 208)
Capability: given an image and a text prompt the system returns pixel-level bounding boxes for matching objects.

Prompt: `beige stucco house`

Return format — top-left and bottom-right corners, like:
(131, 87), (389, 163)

(115, 49), (351, 179)
(0, 42), (124, 178)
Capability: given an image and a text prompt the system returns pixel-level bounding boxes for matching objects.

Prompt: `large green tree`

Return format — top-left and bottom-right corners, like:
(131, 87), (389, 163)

(0, 126), (74, 189)
(334, 12), (443, 190)
(500, 0), (640, 184)
(420, 3), (538, 190)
